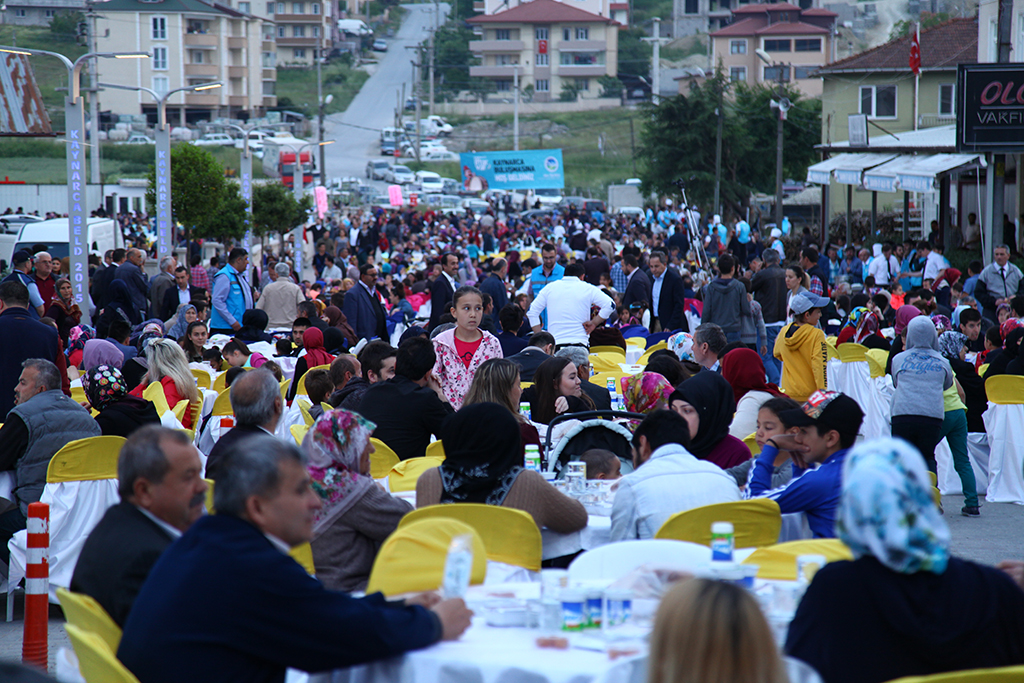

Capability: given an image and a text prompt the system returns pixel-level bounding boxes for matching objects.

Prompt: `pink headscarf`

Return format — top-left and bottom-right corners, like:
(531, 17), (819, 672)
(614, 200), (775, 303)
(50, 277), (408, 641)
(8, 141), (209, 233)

(894, 305), (922, 336)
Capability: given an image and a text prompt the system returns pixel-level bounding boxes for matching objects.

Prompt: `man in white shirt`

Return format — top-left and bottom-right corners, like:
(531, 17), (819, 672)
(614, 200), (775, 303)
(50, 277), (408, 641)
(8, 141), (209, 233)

(976, 244), (1023, 321)
(867, 243), (900, 286)
(321, 255), (344, 282)
(527, 262), (615, 348)
(611, 410), (741, 541)
(919, 241), (947, 283)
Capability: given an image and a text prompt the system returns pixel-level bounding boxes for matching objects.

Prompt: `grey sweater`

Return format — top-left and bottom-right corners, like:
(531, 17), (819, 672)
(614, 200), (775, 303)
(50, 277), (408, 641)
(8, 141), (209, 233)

(891, 317), (953, 420)
(702, 277), (751, 336)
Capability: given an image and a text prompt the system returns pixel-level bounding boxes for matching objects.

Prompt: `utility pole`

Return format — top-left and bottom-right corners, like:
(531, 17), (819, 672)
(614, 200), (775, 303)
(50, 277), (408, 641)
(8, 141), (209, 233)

(86, 1), (101, 188)
(316, 35), (329, 188)
(629, 117), (636, 176)
(413, 54), (422, 162)
(713, 73), (723, 216)
(428, 34), (435, 118)
(990, 0), (1013, 265)
(513, 63), (519, 150)
(642, 18), (664, 104)
(774, 66), (785, 232)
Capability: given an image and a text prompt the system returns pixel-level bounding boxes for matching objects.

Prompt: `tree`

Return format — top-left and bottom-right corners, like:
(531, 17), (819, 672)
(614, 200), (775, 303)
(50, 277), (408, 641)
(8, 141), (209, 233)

(253, 182), (310, 249)
(203, 183), (249, 244)
(559, 82), (579, 102)
(890, 12), (951, 40)
(432, 24), (479, 98)
(599, 75), (623, 99)
(618, 28), (652, 81)
(49, 11), (83, 43)
(146, 143), (236, 242)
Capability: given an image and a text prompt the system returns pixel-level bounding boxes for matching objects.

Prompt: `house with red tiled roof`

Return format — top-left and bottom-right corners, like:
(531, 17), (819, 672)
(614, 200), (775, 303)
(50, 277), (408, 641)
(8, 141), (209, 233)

(815, 17), (977, 144)
(707, 2), (837, 98)
(467, 0), (619, 102)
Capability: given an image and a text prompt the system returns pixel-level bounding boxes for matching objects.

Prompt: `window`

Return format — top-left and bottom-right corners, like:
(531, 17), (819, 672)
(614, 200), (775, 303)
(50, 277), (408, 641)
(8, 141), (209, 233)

(264, 26), (274, 39)
(684, 0), (699, 14)
(294, 48), (306, 58)
(763, 65), (789, 81)
(763, 39), (790, 52)
(292, 2), (304, 12)
(496, 79), (512, 91)
(1019, 13), (1024, 63)
(730, 66), (746, 82)
(989, 18), (997, 62)
(576, 27), (589, 40)
(495, 28), (511, 40)
(293, 25), (305, 36)
(537, 53), (549, 66)
(263, 80), (276, 95)
(860, 84), (897, 118)
(239, 1), (250, 12)
(268, 2), (275, 12)
(575, 77), (590, 90)
(536, 79), (549, 91)
(262, 51), (276, 67)
(278, 25), (286, 36)
(152, 46), (168, 70)
(152, 76), (169, 95)
(939, 83), (954, 116)
(312, 25), (320, 37)
(496, 54), (518, 65)
(312, 2), (320, 12)
(730, 39), (746, 54)
(45, 9), (56, 17)
(152, 16), (167, 39)
(559, 52), (603, 65)
(794, 38), (821, 52)
(536, 27), (549, 40)
(563, 27), (571, 41)
(190, 50), (205, 64)
(14, 8), (25, 16)
(277, 2), (285, 12)
(793, 65), (817, 79)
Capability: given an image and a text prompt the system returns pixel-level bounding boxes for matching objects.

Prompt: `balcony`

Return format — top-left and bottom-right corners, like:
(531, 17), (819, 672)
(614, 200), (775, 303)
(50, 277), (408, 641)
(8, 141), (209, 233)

(473, 0), (484, 9)
(273, 12), (323, 21)
(184, 92), (220, 106)
(469, 40), (525, 52)
(556, 40), (606, 51)
(228, 36), (247, 49)
(229, 66), (248, 78)
(185, 63), (219, 77)
(276, 36), (320, 46)
(263, 68), (276, 79)
(229, 95), (249, 106)
(469, 65), (519, 77)
(263, 96), (278, 107)
(918, 114), (956, 129)
(555, 64), (608, 77)
(184, 32), (218, 47)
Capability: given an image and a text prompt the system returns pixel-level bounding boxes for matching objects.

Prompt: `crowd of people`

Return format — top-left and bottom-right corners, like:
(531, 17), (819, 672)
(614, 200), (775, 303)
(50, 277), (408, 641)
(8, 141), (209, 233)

(2, 197), (1024, 683)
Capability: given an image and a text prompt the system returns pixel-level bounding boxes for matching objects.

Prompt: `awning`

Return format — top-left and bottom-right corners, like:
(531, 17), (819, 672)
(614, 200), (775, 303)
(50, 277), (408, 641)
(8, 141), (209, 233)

(863, 153), (985, 193)
(805, 153), (897, 185)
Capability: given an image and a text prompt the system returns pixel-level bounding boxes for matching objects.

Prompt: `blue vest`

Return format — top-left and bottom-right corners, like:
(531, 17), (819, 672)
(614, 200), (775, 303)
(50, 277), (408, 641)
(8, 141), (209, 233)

(209, 265), (248, 331)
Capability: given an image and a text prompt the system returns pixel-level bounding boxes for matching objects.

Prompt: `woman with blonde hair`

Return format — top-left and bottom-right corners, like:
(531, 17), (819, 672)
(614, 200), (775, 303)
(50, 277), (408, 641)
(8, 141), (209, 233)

(128, 338), (201, 429)
(649, 578), (788, 683)
(463, 358), (541, 455)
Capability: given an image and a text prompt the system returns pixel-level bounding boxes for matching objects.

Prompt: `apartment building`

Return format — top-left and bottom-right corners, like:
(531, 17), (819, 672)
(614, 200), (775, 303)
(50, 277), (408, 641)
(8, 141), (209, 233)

(2, 0), (84, 27)
(262, 0), (332, 66)
(467, 0), (619, 102)
(94, 0), (275, 124)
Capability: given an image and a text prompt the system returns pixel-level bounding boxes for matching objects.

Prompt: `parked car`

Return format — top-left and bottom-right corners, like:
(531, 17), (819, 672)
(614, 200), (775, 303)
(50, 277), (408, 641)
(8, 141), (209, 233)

(782, 178), (806, 197)
(194, 133), (235, 147)
(372, 39), (388, 51)
(532, 188), (563, 207)
(617, 206), (644, 218)
(558, 196), (588, 210)
(385, 165), (415, 185)
(404, 97), (419, 111)
(366, 159), (391, 180)
(441, 178), (460, 194)
(462, 198), (490, 217)
(520, 208), (557, 221)
(422, 149), (459, 161)
(583, 200), (607, 213)
(415, 170), (444, 193)
(119, 134), (155, 145)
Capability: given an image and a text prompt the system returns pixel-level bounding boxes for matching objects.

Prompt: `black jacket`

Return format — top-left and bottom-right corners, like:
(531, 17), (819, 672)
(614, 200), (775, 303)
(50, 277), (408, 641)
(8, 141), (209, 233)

(427, 275), (455, 330)
(654, 266), (688, 332)
(71, 501), (175, 627)
(751, 265), (788, 325)
(356, 376), (453, 460)
(329, 377), (371, 410)
(507, 347), (550, 383)
(205, 424), (269, 480)
(161, 285), (207, 322)
(580, 379), (611, 411)
(622, 269), (652, 310)
(949, 357), (988, 432)
(95, 396), (162, 438)
(0, 308), (62, 420)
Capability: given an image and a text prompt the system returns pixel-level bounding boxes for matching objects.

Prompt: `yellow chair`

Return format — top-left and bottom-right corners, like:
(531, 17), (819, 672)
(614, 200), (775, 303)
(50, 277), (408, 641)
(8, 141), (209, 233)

(280, 378), (291, 401)
(399, 503), (543, 571)
(655, 499), (782, 549)
(590, 345), (627, 358)
(211, 388), (234, 417)
(978, 363), (990, 378)
(367, 518), (487, 597)
(71, 385), (87, 405)
(369, 438), (400, 479)
(56, 588), (122, 653)
(885, 665), (1024, 683)
(65, 623), (140, 683)
(142, 381), (171, 416)
(625, 337), (647, 350)
(986, 375), (1024, 404)
(213, 371), (229, 393)
(290, 542), (316, 575)
(637, 342), (668, 366)
(387, 456), (444, 493)
(589, 371), (631, 393)
(590, 354), (623, 374)
(320, 402), (332, 414)
(743, 432), (761, 456)
(425, 440), (445, 459)
(204, 478), (215, 513)
(171, 399), (189, 424)
(520, 381), (534, 390)
(741, 538), (853, 580)
(47, 436), (126, 482)
(297, 399), (315, 427)
(865, 348), (888, 378)
(294, 364), (332, 397)
(837, 342), (868, 362)
(290, 424), (309, 446)
(191, 368), (212, 390)
(825, 338), (840, 362)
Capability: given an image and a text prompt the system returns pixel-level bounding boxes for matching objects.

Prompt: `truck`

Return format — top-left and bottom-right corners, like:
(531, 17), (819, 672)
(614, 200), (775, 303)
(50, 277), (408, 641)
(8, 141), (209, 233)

(607, 184), (646, 214)
(262, 137), (314, 189)
(336, 19), (371, 36)
(380, 127), (402, 156)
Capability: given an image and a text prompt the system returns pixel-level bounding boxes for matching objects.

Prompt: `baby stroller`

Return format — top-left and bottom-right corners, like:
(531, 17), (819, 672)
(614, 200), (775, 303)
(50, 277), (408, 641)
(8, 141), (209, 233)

(543, 410), (644, 478)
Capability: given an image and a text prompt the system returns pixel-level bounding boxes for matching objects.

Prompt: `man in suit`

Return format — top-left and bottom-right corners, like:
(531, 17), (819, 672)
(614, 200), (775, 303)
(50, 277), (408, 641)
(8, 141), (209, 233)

(91, 248), (125, 313)
(204, 368), (282, 478)
(427, 252), (458, 330)
(507, 331), (555, 383)
(161, 266), (206, 321)
(0, 281), (70, 419)
(555, 346), (611, 410)
(149, 256), (177, 319)
(343, 263), (388, 342)
(117, 435), (473, 683)
(71, 426), (207, 627)
(478, 258), (509, 330)
(649, 250), (687, 333)
(115, 248), (150, 318)
(621, 254), (652, 311)
(357, 337), (453, 460)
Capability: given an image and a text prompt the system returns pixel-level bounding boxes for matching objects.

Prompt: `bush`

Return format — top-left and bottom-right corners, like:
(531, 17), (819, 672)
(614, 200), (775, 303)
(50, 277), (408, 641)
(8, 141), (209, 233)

(48, 11), (83, 43)
(599, 75), (623, 99)
(559, 83), (579, 102)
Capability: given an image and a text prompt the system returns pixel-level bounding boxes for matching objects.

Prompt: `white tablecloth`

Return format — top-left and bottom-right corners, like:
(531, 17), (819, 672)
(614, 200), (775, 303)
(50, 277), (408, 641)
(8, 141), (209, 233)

(542, 515), (612, 560)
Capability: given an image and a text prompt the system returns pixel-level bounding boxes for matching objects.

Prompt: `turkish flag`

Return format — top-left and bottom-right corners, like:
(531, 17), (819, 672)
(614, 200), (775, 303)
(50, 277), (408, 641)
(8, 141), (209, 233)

(538, 39), (548, 55)
(909, 26), (921, 76)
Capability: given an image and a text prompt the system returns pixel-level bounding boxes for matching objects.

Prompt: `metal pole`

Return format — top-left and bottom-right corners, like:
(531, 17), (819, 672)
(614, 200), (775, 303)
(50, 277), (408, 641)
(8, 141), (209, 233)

(774, 66), (784, 232)
(87, 4), (101, 188)
(414, 55), (422, 163)
(713, 74), (722, 215)
(66, 78), (90, 325)
(293, 149), (304, 280)
(870, 191), (877, 237)
(651, 17), (660, 105)
(902, 190), (910, 244)
(991, 0), (1013, 262)
(513, 64), (519, 151)
(316, 37), (326, 187)
(846, 184), (852, 247)
(428, 32), (435, 119)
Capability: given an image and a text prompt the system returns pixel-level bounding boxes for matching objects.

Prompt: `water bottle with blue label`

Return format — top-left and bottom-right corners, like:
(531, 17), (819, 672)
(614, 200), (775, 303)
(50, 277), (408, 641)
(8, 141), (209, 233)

(710, 521), (734, 563)
(525, 445), (541, 472)
(442, 534), (474, 600)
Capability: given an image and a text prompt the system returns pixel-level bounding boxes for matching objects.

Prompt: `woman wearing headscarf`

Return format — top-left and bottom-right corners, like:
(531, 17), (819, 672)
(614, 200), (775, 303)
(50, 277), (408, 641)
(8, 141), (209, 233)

(836, 307), (889, 350)
(165, 303), (198, 342)
(786, 439), (1024, 683)
(935, 330), (981, 516)
(66, 324), (96, 369)
(83, 365), (161, 438)
(303, 409), (412, 592)
(891, 316), (953, 472)
(95, 279), (141, 338)
(82, 339), (125, 371)
(44, 277), (81, 347)
(668, 372), (751, 469)
(619, 372), (674, 415)
(323, 306), (357, 349)
(721, 348), (784, 440)
(415, 403), (587, 533)
(885, 304), (923, 375)
(235, 309), (274, 344)
(287, 327), (336, 402)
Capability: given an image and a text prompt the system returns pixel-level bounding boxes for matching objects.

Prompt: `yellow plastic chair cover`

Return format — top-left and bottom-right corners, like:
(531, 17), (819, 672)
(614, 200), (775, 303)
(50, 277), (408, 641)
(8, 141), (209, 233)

(637, 342), (668, 366)
(280, 378), (291, 401)
(388, 456), (444, 493)
(865, 348), (888, 378)
(589, 371), (630, 389)
(295, 364), (332, 397)
(590, 345), (627, 358)
(320, 402), (332, 414)
(204, 478), (215, 513)
(290, 424), (309, 446)
(211, 389), (234, 417)
(520, 381), (534, 390)
(654, 499), (782, 549)
(590, 354), (622, 374)
(297, 399), (314, 427)
(978, 363), (990, 378)
(71, 385), (87, 405)
(986, 375), (1024, 404)
(741, 538), (853, 580)
(369, 438), (400, 479)
(425, 440), (446, 459)
(47, 436), (126, 483)
(290, 542), (315, 575)
(171, 399), (189, 424)
(142, 381), (171, 416)
(825, 338), (840, 361)
(399, 503), (543, 571)
(837, 343), (868, 362)
(626, 337), (647, 350)
(191, 368), (212, 390)
(743, 432), (761, 456)
(56, 588), (122, 652)
(65, 624), (140, 683)
(885, 665), (1024, 683)
(366, 518), (487, 597)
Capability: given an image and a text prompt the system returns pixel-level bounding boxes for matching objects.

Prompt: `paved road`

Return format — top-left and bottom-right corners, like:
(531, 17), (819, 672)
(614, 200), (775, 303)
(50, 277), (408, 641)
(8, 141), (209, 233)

(322, 2), (450, 184)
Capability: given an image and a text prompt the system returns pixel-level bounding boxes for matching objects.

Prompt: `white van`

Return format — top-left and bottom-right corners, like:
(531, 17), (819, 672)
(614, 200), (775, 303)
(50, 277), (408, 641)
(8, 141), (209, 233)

(337, 19), (371, 35)
(15, 217), (124, 261)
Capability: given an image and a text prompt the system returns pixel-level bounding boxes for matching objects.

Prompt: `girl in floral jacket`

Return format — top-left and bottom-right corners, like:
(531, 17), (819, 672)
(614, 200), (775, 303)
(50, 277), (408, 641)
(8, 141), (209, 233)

(433, 286), (503, 409)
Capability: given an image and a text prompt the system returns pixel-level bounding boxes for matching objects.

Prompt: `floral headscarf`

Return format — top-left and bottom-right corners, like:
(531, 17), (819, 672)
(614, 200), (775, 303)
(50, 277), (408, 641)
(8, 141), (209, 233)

(850, 308), (882, 344)
(1000, 318), (1023, 345)
(837, 438), (949, 575)
(82, 365), (129, 411)
(67, 324), (96, 359)
(667, 331), (695, 363)
(931, 314), (952, 334)
(302, 409), (377, 537)
(619, 372), (674, 414)
(938, 331), (967, 360)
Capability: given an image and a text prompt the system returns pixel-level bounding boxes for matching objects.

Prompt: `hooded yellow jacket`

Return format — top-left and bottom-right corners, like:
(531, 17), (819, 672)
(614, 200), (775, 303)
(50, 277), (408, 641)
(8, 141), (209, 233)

(774, 321), (828, 402)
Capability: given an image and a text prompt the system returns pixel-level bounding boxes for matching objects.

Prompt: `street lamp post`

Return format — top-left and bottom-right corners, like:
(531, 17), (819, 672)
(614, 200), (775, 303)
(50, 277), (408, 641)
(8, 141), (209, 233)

(0, 45), (148, 325)
(757, 48), (790, 233)
(99, 81), (222, 265)
(275, 140), (333, 281)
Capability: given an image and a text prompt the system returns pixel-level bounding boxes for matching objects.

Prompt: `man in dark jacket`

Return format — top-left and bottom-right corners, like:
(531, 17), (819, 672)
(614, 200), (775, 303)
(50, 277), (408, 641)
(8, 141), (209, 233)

(649, 251), (687, 333)
(205, 368), (282, 479)
(71, 427), (207, 627)
(330, 341), (396, 410)
(478, 258), (509, 330)
(114, 248), (150, 318)
(701, 254), (751, 343)
(507, 331), (554, 383)
(160, 266), (207, 321)
(621, 254), (652, 310)
(751, 248), (788, 383)
(357, 337), (453, 460)
(343, 263), (388, 342)
(428, 253), (458, 330)
(118, 435), (472, 683)
(91, 248), (126, 313)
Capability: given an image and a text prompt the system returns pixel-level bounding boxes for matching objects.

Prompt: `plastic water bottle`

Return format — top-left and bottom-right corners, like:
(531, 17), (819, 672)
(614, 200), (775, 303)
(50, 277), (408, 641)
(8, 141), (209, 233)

(442, 534), (474, 600)
(525, 445), (541, 472)
(519, 401), (531, 421)
(710, 521), (735, 563)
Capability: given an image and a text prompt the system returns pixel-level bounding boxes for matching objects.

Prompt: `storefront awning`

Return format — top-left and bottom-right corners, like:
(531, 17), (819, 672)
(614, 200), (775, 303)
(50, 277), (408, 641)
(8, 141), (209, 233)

(805, 153), (897, 185)
(863, 153), (985, 193)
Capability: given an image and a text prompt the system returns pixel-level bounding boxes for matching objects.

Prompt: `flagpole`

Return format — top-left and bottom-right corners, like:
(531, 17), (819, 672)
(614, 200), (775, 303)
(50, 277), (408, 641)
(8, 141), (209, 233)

(912, 22), (920, 131)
